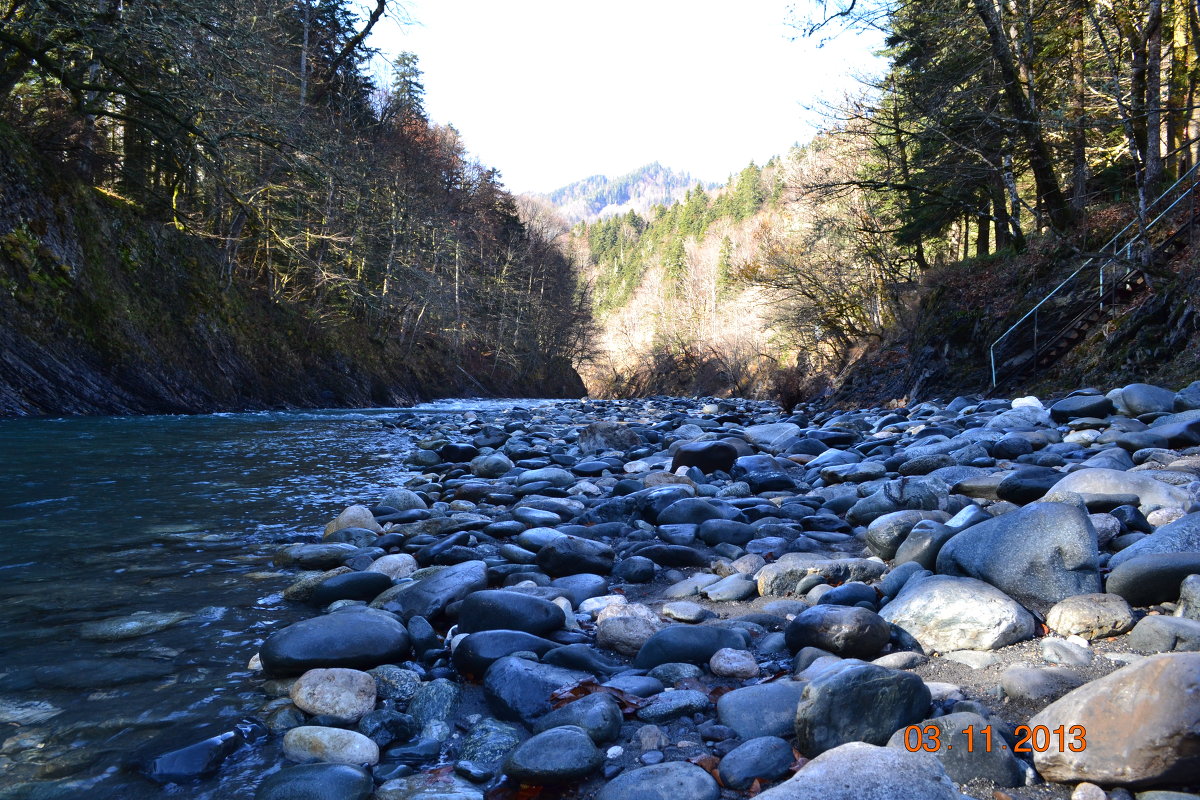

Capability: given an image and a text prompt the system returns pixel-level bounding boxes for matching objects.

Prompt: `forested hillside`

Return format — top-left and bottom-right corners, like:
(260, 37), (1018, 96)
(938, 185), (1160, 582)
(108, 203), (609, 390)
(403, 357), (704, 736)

(538, 163), (703, 225)
(0, 0), (588, 415)
(576, 0), (1200, 405)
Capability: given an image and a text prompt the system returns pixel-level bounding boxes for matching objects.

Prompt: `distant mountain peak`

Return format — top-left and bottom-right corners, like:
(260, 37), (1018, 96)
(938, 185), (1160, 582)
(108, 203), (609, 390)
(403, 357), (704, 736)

(536, 163), (707, 224)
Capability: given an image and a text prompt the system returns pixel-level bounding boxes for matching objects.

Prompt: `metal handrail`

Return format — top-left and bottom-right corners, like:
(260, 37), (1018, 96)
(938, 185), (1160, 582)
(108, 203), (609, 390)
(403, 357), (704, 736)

(989, 161), (1200, 386)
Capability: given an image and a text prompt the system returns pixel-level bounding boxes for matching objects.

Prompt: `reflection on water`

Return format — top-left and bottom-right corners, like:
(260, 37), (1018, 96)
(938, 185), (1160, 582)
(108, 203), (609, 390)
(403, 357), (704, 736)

(0, 400), (552, 799)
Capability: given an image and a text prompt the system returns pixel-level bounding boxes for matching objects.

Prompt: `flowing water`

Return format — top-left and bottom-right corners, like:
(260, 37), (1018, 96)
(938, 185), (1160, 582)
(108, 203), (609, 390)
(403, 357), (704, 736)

(0, 401), (552, 799)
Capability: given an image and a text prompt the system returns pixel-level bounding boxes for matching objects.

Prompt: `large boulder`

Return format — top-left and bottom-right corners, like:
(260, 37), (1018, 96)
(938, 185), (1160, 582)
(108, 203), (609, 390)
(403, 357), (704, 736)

(260, 608), (410, 676)
(754, 742), (958, 800)
(793, 661), (931, 756)
(935, 502), (1101, 612)
(716, 680), (808, 739)
(1029, 653), (1200, 786)
(880, 574), (1035, 652)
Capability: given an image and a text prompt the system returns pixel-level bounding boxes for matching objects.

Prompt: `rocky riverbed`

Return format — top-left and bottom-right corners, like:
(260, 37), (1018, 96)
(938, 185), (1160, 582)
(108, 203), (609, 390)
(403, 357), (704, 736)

(174, 386), (1200, 799)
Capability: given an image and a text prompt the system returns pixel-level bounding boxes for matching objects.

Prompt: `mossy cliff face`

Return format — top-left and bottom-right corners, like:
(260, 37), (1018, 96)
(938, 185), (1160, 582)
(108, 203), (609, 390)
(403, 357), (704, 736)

(0, 125), (584, 416)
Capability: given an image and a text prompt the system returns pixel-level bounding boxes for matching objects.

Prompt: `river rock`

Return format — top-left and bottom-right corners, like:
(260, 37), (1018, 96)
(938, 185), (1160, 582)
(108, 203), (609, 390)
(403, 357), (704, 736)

(452, 630), (559, 677)
(1045, 593), (1137, 639)
(1000, 665), (1086, 703)
(935, 501), (1101, 612)
(672, 441), (738, 474)
(255, 764), (373, 800)
(1050, 395), (1116, 422)
(289, 668), (376, 723)
(260, 608), (411, 675)
(325, 505), (382, 537)
(369, 665), (420, 702)
(1109, 513), (1200, 569)
(578, 421), (642, 453)
(793, 660), (931, 756)
(880, 574), (1035, 652)
(717, 736), (796, 790)
(1029, 653), (1200, 786)
(1126, 615), (1200, 652)
(596, 603), (663, 656)
(1106, 552), (1200, 605)
(865, 510), (948, 560)
(455, 590), (565, 637)
(366, 553), (417, 580)
(784, 605), (890, 659)
(709, 647), (759, 678)
(456, 718), (522, 781)
(885, 711), (1024, 786)
(1178, 574), (1200, 619)
(1122, 382), (1179, 415)
(743, 422), (802, 452)
(504, 725), (602, 784)
(309, 571), (393, 606)
(470, 452), (513, 478)
(753, 742), (958, 800)
(633, 624), (748, 669)
(80, 611), (190, 641)
(536, 536), (614, 576)
(282, 726), (379, 765)
(533, 692), (622, 743)
(846, 477), (948, 526)
(383, 560), (487, 621)
(376, 772), (483, 800)
(717, 680), (808, 739)
(483, 657), (591, 724)
(594, 761), (719, 800)
(1052, 469), (1196, 516)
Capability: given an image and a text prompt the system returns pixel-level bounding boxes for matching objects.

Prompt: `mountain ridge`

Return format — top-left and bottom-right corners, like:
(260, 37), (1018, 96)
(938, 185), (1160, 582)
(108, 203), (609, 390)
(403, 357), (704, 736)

(536, 162), (714, 224)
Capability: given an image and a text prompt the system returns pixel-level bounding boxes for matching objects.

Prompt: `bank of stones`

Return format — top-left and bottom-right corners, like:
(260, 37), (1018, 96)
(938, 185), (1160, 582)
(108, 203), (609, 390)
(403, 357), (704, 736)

(228, 384), (1200, 799)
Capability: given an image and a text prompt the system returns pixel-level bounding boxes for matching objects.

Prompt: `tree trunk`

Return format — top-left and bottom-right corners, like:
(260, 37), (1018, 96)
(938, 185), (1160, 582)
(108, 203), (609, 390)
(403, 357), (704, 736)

(1147, 0), (1165, 192)
(972, 0), (1074, 229)
(1071, 0), (1090, 213)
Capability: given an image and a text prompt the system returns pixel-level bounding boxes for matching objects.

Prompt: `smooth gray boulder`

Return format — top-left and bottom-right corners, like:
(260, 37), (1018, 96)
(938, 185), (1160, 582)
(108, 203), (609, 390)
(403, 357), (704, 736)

(1109, 513), (1200, 569)
(935, 502), (1100, 612)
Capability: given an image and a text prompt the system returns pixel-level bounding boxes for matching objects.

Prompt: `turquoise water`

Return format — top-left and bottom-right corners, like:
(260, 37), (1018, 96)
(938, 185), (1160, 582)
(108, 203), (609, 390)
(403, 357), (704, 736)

(0, 405), (530, 798)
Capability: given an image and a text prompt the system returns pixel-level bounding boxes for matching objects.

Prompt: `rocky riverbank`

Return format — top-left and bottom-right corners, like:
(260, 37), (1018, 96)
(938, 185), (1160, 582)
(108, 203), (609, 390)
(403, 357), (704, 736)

(192, 386), (1200, 799)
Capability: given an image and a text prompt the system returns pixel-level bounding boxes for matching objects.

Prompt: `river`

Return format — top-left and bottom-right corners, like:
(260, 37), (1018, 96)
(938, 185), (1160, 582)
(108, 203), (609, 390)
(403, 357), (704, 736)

(0, 401), (549, 799)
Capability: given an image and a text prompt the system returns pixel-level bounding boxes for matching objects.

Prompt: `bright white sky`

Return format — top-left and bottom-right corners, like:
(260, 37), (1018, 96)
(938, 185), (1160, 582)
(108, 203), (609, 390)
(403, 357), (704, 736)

(369, 1), (883, 194)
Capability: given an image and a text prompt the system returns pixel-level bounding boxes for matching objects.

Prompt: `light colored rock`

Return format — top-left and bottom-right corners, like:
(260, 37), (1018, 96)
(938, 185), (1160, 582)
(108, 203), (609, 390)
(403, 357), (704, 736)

(324, 504), (382, 537)
(1030, 653), (1200, 786)
(643, 471), (696, 489)
(1045, 594), (1136, 640)
(579, 595), (626, 618)
(1071, 783), (1108, 800)
(282, 726), (379, 765)
(290, 668), (376, 723)
(596, 603), (663, 656)
(366, 553), (417, 580)
(879, 574), (1035, 652)
(376, 771), (483, 800)
(709, 648), (759, 679)
(1049, 469), (1196, 514)
(743, 423), (802, 453)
